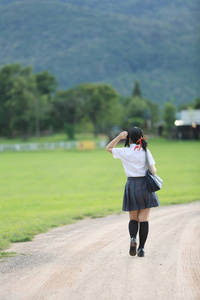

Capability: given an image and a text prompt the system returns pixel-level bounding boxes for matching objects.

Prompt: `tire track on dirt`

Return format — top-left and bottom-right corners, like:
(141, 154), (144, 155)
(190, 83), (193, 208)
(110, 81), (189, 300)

(176, 216), (200, 299)
(31, 239), (111, 300)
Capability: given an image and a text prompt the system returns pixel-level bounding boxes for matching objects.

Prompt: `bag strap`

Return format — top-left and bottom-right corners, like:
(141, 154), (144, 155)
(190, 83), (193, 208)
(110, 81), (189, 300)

(145, 150), (153, 175)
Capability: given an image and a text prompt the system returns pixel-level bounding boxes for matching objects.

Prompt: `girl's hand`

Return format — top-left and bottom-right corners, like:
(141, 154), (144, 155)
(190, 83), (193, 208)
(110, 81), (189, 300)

(106, 131), (128, 153)
(119, 131), (128, 139)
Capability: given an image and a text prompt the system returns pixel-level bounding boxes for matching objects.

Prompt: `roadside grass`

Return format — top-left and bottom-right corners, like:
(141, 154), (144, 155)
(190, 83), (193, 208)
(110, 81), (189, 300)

(0, 138), (199, 250)
(0, 251), (17, 258)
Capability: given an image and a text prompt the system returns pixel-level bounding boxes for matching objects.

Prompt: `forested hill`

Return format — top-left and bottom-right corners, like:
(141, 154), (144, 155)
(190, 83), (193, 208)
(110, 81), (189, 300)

(0, 0), (199, 106)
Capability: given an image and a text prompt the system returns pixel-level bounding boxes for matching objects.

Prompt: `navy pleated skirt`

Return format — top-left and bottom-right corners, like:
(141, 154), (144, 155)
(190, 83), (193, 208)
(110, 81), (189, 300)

(122, 177), (160, 211)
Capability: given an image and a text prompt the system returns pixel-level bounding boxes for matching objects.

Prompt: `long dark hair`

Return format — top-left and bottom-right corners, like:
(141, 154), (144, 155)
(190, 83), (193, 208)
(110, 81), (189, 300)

(124, 127), (148, 151)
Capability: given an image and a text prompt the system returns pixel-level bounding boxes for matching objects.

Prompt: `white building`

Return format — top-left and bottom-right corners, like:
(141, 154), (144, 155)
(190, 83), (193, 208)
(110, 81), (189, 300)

(174, 109), (200, 139)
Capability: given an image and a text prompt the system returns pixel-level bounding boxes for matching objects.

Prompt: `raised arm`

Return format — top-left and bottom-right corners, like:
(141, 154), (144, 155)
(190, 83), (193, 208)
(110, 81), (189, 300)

(106, 131), (128, 154)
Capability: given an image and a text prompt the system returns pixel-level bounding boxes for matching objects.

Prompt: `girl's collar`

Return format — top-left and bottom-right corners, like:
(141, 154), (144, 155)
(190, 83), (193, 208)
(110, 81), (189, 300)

(129, 143), (144, 151)
(129, 144), (136, 148)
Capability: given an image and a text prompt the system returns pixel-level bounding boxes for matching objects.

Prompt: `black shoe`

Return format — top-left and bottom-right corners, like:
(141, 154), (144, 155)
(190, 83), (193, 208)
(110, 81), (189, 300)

(137, 248), (145, 257)
(129, 238), (137, 256)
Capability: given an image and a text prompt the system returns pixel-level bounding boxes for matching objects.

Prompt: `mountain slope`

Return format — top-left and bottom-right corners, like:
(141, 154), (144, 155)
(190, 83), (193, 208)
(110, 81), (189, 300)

(0, 0), (199, 105)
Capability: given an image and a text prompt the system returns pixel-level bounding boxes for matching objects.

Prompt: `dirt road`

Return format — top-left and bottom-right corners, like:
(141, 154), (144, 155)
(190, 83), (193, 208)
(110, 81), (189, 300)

(0, 202), (200, 300)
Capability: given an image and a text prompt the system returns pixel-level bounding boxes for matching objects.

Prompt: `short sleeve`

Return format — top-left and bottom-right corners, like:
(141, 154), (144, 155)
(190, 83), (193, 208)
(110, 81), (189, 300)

(112, 148), (125, 159)
(147, 149), (156, 165)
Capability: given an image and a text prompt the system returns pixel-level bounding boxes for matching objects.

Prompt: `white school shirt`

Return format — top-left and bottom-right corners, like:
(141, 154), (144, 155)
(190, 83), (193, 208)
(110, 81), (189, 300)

(112, 144), (155, 177)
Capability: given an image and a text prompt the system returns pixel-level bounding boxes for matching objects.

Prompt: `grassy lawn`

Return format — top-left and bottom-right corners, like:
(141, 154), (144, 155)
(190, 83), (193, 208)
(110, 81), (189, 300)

(0, 138), (199, 250)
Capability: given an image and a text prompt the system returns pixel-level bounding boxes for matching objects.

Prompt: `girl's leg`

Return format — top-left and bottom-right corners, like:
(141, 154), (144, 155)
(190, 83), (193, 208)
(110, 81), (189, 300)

(138, 208), (151, 255)
(138, 208), (150, 223)
(128, 211), (139, 256)
(129, 210), (139, 238)
(129, 210), (139, 221)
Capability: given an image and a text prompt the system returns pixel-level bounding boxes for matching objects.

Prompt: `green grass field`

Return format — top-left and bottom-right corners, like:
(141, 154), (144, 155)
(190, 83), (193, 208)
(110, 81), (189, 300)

(0, 138), (199, 250)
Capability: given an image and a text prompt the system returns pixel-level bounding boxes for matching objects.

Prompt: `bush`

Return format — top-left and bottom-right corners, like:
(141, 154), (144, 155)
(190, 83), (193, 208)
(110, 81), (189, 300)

(64, 123), (75, 140)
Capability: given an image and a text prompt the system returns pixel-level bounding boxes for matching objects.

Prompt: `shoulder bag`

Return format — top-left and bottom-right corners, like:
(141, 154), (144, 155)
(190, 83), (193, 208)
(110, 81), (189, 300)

(145, 150), (163, 193)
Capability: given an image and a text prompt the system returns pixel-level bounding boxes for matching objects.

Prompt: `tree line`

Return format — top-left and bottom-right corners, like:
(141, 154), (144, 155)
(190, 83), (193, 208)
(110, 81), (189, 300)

(1, 63), (198, 141)
(0, 64), (161, 140)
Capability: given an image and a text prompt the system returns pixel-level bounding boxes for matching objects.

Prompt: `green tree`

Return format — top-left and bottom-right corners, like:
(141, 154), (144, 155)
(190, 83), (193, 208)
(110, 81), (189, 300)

(163, 102), (176, 138)
(178, 97), (200, 111)
(5, 66), (35, 140)
(82, 83), (120, 136)
(178, 102), (193, 111)
(35, 71), (58, 99)
(0, 64), (36, 138)
(123, 96), (148, 129)
(51, 83), (121, 138)
(133, 80), (141, 98)
(51, 86), (87, 139)
(0, 64), (58, 139)
(34, 71), (58, 137)
(194, 97), (200, 109)
(0, 64), (19, 137)
(145, 99), (159, 132)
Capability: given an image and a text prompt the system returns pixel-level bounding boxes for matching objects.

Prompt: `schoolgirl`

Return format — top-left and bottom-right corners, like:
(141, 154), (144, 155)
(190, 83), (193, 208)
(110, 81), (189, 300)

(106, 127), (160, 257)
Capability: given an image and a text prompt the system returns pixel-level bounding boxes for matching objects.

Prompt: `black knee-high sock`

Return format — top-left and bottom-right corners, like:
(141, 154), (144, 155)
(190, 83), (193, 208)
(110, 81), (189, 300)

(129, 220), (138, 239)
(139, 221), (149, 249)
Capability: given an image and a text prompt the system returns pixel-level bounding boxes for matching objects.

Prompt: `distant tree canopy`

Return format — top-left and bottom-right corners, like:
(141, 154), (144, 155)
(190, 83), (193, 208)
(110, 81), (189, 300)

(51, 83), (121, 137)
(0, 64), (58, 139)
(0, 64), (34, 138)
(194, 97), (200, 109)
(0, 63), (175, 140)
(178, 97), (200, 111)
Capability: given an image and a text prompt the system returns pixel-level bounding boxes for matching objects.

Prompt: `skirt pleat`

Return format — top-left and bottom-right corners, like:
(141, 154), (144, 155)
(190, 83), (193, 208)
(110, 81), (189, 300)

(122, 177), (160, 211)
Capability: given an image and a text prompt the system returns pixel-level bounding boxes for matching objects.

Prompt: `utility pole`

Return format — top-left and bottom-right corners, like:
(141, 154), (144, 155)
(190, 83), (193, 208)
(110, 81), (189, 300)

(34, 90), (40, 138)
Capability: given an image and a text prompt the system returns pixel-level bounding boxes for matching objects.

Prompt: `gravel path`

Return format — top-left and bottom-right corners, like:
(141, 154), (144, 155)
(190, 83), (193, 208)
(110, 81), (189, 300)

(0, 202), (200, 300)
